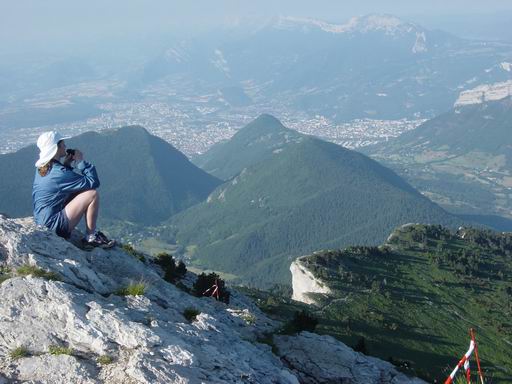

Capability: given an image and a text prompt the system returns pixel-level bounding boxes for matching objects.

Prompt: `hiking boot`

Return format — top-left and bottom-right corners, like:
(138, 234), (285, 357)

(95, 231), (110, 243)
(83, 231), (116, 249)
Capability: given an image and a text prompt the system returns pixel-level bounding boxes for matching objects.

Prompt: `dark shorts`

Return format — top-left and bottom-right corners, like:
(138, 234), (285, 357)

(51, 209), (71, 239)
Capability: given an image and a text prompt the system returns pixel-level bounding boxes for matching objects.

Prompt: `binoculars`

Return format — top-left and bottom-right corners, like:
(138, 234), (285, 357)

(66, 149), (76, 156)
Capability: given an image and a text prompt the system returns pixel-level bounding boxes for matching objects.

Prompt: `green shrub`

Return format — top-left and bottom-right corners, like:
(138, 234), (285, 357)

(183, 307), (201, 322)
(121, 244), (146, 262)
(97, 354), (114, 365)
(48, 345), (73, 356)
(16, 264), (61, 281)
(192, 272), (230, 304)
(175, 281), (191, 293)
(176, 261), (187, 276)
(264, 296), (279, 308)
(115, 282), (146, 296)
(154, 253), (187, 283)
(10, 346), (29, 360)
(281, 310), (318, 334)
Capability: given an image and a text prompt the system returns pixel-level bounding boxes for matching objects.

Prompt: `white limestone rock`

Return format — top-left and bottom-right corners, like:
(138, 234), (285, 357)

(0, 216), (295, 384)
(14, 354), (99, 384)
(0, 215), (425, 383)
(290, 256), (331, 305)
(455, 80), (512, 107)
(274, 332), (426, 384)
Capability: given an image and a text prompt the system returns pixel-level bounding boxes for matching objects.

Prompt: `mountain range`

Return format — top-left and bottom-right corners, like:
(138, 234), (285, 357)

(166, 115), (463, 287)
(137, 14), (512, 121)
(2, 114), (500, 290)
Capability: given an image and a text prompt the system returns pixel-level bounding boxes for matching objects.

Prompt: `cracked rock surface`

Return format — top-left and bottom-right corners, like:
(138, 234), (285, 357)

(274, 332), (426, 384)
(0, 216), (424, 383)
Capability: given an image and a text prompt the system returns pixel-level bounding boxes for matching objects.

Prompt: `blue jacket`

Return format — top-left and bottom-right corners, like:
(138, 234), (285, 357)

(32, 160), (100, 229)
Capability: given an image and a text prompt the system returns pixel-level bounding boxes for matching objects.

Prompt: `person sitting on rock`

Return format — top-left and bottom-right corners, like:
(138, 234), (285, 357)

(32, 131), (115, 248)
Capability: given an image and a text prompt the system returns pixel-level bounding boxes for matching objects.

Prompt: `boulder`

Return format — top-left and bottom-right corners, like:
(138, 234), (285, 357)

(274, 332), (426, 384)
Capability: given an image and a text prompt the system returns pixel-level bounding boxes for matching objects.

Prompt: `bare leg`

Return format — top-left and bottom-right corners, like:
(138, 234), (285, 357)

(84, 192), (99, 234)
(64, 189), (99, 235)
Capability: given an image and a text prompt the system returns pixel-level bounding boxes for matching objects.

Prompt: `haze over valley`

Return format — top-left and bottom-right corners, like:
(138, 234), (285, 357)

(1, 2), (512, 383)
(2, 9), (512, 158)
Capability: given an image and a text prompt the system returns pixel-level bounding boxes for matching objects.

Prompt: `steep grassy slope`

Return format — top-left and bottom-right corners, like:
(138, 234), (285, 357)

(169, 136), (462, 287)
(240, 225), (512, 382)
(292, 224), (512, 382)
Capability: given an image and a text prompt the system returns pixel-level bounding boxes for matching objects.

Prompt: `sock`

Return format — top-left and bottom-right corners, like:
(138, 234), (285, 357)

(86, 231), (98, 241)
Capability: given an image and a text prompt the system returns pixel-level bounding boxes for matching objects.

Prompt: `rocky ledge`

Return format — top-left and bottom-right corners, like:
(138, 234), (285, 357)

(0, 216), (424, 383)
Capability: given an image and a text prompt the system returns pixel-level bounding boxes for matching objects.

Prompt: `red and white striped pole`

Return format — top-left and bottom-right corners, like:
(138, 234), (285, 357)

(444, 329), (485, 384)
(444, 338), (475, 384)
(203, 279), (220, 300)
(470, 329), (485, 384)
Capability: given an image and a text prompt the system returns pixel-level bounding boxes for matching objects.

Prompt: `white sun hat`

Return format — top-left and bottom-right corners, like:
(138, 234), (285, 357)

(35, 131), (70, 168)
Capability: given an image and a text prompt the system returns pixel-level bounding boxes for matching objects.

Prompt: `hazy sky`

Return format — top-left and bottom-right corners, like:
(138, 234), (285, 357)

(2, 0), (512, 54)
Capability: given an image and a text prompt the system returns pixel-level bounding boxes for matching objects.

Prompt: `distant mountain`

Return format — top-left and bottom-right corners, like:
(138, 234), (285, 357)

(0, 126), (222, 225)
(138, 14), (512, 121)
(193, 114), (303, 180)
(363, 98), (512, 219)
(167, 117), (462, 287)
(287, 224), (512, 382)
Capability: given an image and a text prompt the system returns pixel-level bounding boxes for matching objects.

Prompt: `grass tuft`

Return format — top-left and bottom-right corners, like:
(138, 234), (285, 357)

(16, 264), (61, 281)
(0, 266), (12, 284)
(0, 275), (11, 284)
(240, 312), (257, 325)
(97, 354), (114, 365)
(10, 346), (29, 360)
(115, 282), (146, 296)
(48, 345), (73, 356)
(183, 307), (201, 322)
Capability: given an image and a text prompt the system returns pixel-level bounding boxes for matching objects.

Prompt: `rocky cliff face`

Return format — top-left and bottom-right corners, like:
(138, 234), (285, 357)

(455, 80), (512, 107)
(0, 216), (424, 383)
(290, 256), (332, 305)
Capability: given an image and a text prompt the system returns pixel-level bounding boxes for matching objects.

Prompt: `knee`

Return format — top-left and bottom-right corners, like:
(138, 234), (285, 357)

(90, 189), (99, 201)
(82, 189), (98, 202)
